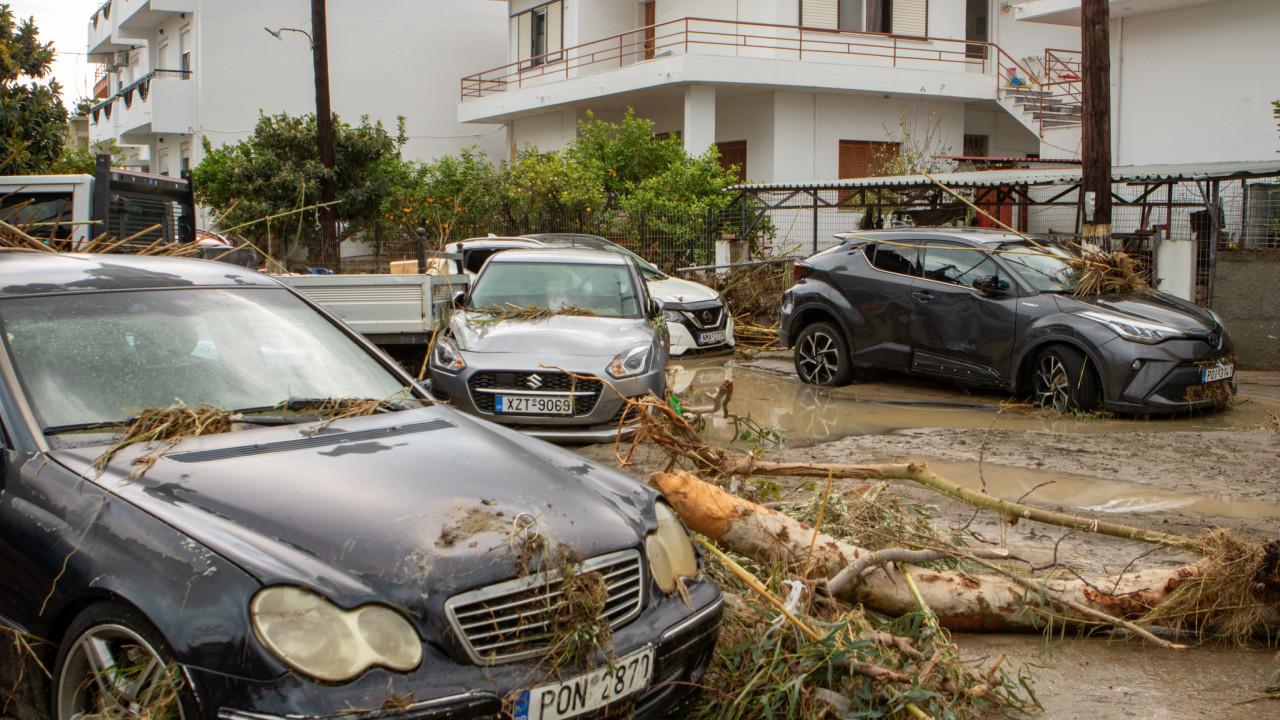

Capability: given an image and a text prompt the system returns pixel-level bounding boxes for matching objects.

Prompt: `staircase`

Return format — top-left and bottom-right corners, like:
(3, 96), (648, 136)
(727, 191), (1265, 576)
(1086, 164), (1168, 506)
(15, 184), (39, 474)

(1002, 86), (1082, 129)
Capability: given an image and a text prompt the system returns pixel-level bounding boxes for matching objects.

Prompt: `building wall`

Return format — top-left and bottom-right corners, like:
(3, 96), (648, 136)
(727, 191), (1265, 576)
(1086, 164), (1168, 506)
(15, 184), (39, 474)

(1110, 0), (1280, 164)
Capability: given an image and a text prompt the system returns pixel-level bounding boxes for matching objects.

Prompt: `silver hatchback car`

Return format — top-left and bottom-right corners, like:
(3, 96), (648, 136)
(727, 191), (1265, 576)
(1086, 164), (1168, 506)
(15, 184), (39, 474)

(429, 248), (668, 442)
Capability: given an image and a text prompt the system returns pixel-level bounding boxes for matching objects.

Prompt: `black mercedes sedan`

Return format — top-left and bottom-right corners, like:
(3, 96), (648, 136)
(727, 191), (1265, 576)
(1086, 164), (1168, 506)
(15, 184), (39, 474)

(779, 228), (1235, 414)
(0, 252), (721, 720)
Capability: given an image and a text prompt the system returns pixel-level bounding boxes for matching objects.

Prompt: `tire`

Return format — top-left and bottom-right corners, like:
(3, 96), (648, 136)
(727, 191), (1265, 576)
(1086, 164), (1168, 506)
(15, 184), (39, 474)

(794, 322), (854, 386)
(1032, 345), (1099, 414)
(53, 603), (199, 720)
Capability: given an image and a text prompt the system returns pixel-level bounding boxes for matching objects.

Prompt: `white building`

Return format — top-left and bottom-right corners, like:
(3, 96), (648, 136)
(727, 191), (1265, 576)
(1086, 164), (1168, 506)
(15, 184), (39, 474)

(457, 1), (1083, 185)
(1014, 0), (1280, 165)
(86, 0), (509, 179)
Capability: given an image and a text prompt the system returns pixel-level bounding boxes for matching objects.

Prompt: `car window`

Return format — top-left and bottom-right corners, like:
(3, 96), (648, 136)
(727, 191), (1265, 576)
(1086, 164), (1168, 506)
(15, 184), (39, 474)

(867, 242), (920, 277)
(995, 240), (1077, 293)
(464, 248), (505, 274)
(920, 242), (1004, 289)
(468, 262), (640, 318)
(0, 288), (410, 435)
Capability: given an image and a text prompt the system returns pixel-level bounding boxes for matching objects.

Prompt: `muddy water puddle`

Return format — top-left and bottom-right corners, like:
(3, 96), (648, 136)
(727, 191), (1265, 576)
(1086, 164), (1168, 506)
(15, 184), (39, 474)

(668, 358), (1279, 447)
(916, 459), (1280, 520)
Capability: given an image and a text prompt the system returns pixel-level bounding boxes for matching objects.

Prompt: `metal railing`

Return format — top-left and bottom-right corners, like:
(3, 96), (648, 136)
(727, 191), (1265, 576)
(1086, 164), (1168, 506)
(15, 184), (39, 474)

(462, 17), (994, 100)
(988, 45), (1083, 137)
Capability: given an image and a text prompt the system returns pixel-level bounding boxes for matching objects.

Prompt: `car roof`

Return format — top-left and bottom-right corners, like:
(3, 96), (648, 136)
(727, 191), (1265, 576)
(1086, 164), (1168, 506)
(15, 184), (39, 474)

(483, 247), (632, 266)
(520, 233), (610, 247)
(0, 251), (278, 297)
(457, 236), (541, 248)
(833, 227), (1034, 248)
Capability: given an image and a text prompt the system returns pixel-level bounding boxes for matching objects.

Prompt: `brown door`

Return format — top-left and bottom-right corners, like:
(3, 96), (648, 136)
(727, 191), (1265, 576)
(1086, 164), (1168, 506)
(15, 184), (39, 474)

(717, 140), (747, 183)
(838, 140), (899, 206)
(644, 1), (656, 60)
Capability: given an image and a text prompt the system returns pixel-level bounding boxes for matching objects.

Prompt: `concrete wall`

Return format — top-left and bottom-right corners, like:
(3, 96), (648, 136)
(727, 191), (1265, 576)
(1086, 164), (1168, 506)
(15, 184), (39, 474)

(1212, 251), (1280, 370)
(1109, 0), (1280, 164)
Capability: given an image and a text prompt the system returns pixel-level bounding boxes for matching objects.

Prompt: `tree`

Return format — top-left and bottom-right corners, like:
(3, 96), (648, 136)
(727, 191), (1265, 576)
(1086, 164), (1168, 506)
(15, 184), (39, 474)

(50, 139), (127, 175)
(193, 112), (407, 266)
(0, 5), (68, 174)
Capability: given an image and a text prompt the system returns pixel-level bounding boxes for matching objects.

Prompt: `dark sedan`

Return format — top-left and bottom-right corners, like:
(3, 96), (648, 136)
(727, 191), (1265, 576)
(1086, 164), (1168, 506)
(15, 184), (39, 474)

(0, 252), (721, 719)
(779, 228), (1235, 414)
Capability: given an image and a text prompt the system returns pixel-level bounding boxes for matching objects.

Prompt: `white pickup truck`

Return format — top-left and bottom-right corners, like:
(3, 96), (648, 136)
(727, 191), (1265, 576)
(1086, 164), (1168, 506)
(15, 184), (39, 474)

(276, 271), (469, 349)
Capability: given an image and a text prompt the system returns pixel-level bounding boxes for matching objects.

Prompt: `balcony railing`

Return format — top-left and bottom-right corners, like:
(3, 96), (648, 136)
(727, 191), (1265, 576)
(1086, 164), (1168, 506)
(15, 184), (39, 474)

(462, 17), (1001, 100)
(91, 0), (112, 28)
(89, 69), (192, 126)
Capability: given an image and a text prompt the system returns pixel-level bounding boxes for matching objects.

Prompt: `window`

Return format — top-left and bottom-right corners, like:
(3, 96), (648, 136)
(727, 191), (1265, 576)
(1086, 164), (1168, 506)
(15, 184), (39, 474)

(801, 0), (925, 35)
(514, 1), (562, 70)
(868, 242), (919, 277)
(180, 141), (191, 175)
(920, 242), (1002, 289)
(157, 147), (170, 177)
(963, 134), (989, 158)
(179, 24), (191, 75)
(716, 140), (747, 183)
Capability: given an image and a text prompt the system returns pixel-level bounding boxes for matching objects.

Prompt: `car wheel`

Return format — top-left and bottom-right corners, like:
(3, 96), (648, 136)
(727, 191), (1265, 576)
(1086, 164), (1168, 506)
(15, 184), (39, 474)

(794, 322), (854, 386)
(53, 603), (198, 720)
(1032, 345), (1099, 414)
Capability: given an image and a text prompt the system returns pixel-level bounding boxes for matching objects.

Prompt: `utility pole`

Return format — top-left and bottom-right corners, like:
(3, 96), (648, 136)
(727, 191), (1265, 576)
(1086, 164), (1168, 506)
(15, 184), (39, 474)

(1081, 0), (1111, 244)
(311, 0), (339, 271)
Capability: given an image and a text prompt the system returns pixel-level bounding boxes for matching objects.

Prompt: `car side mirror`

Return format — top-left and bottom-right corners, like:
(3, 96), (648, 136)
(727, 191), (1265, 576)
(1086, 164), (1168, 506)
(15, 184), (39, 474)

(974, 276), (1010, 297)
(648, 298), (665, 317)
(451, 290), (467, 309)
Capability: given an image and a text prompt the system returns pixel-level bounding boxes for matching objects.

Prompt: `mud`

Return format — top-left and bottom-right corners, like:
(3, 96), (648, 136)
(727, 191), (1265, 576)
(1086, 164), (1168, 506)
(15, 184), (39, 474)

(579, 353), (1280, 718)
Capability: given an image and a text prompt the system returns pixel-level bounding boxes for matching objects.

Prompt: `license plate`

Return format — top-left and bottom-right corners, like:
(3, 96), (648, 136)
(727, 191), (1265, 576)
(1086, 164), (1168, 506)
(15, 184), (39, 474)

(698, 330), (726, 345)
(495, 396), (573, 415)
(1201, 362), (1234, 383)
(513, 645), (654, 720)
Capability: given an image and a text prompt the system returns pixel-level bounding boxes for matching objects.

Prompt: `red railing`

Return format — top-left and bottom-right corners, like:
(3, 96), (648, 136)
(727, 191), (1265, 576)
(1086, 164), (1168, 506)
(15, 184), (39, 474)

(462, 17), (993, 100)
(988, 45), (1083, 136)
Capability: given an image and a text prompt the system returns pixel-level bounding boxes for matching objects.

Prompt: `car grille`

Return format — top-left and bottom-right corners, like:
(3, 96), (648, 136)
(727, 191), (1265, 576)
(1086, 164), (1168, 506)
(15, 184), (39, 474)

(445, 549), (645, 666)
(1152, 364), (1235, 404)
(676, 303), (725, 330)
(467, 371), (602, 415)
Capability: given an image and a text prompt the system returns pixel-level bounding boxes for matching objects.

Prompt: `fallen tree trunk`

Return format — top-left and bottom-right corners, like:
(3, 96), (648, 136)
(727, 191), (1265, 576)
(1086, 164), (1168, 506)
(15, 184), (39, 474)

(651, 469), (1280, 640)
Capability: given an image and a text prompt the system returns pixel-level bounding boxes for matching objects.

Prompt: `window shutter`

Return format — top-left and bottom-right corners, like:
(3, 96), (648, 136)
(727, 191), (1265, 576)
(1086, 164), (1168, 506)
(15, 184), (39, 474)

(546, 0), (563, 61)
(801, 0), (838, 29)
(517, 11), (532, 68)
(510, 15), (520, 66)
(891, 0), (927, 36)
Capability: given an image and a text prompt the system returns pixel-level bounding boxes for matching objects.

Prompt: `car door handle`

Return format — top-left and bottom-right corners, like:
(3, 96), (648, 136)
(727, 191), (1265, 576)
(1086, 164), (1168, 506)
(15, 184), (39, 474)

(913, 291), (933, 303)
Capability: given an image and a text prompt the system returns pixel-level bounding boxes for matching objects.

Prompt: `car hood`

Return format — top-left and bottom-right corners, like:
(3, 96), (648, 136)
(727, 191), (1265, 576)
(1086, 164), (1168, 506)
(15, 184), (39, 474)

(647, 276), (719, 305)
(1055, 291), (1217, 333)
(49, 407), (655, 610)
(453, 312), (656, 355)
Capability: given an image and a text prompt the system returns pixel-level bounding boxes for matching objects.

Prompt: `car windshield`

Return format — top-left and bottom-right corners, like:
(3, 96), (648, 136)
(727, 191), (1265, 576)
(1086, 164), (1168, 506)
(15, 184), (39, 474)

(538, 237), (667, 281)
(468, 261), (641, 318)
(0, 287), (411, 436)
(994, 240), (1079, 292)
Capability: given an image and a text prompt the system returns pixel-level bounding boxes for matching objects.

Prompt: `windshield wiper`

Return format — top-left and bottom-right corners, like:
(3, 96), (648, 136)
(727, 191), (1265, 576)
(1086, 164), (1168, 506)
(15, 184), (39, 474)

(42, 420), (129, 436)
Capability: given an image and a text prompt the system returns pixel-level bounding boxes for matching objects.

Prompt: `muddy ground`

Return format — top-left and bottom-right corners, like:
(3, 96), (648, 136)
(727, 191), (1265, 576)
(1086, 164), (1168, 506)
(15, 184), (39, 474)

(575, 352), (1280, 719)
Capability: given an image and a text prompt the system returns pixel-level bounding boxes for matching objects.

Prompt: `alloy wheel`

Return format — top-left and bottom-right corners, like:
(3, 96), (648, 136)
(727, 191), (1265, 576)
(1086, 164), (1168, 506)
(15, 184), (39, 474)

(1033, 354), (1070, 413)
(56, 623), (186, 720)
(798, 330), (840, 385)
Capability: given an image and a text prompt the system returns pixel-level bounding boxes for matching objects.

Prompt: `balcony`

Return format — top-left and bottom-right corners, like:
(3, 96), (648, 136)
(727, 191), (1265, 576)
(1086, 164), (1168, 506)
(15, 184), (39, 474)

(89, 70), (194, 144)
(459, 17), (1006, 124)
(116, 0), (194, 35)
(88, 1), (127, 55)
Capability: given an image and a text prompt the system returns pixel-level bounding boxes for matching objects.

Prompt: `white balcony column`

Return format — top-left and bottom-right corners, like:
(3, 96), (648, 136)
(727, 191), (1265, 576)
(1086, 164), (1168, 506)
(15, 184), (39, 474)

(682, 84), (716, 156)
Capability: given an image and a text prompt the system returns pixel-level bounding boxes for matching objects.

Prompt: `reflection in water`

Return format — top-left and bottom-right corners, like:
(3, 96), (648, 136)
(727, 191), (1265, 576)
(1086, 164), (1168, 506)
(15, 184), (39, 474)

(668, 357), (1279, 449)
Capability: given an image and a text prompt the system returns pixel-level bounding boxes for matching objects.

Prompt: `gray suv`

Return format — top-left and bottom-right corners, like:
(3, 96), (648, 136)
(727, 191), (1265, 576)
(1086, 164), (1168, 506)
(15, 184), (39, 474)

(779, 228), (1235, 414)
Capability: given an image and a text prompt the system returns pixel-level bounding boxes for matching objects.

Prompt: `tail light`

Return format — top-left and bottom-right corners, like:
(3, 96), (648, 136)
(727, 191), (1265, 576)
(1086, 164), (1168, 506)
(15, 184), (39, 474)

(792, 262), (813, 282)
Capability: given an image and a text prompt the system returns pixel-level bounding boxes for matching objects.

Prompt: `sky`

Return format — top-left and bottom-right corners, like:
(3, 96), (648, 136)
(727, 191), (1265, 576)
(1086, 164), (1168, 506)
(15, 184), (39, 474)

(9, 0), (103, 107)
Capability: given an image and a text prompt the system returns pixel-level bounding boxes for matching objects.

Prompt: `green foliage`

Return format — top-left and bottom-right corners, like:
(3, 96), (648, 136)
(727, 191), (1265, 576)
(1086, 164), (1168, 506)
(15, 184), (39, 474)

(385, 147), (503, 246)
(73, 97), (95, 117)
(498, 147), (606, 233)
(0, 5), (68, 174)
(50, 139), (126, 175)
(193, 112), (407, 258)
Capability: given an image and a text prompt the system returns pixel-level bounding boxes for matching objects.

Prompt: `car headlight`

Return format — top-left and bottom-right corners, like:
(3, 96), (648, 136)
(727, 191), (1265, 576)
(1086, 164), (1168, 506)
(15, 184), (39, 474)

(608, 344), (652, 379)
(250, 586), (422, 682)
(663, 309), (686, 324)
(646, 502), (699, 594)
(1078, 310), (1183, 344)
(431, 336), (466, 373)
